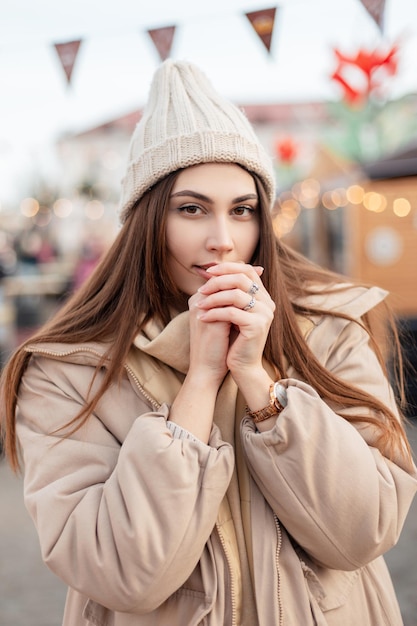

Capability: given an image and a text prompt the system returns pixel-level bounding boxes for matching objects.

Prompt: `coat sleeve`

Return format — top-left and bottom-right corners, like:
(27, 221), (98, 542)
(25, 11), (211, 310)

(16, 355), (234, 613)
(242, 316), (417, 572)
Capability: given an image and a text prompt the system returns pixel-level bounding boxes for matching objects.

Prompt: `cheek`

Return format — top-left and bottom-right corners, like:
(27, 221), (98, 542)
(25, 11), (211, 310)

(165, 220), (180, 253)
(166, 220), (199, 257)
(240, 223), (260, 256)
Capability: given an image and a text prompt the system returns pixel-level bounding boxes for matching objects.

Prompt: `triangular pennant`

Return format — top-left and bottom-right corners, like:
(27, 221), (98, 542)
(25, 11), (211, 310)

(245, 7), (277, 54)
(147, 25), (176, 61)
(54, 40), (82, 85)
(358, 0), (386, 31)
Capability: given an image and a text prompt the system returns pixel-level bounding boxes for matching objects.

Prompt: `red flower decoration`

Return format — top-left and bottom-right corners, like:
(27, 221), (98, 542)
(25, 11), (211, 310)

(330, 44), (399, 106)
(275, 137), (298, 164)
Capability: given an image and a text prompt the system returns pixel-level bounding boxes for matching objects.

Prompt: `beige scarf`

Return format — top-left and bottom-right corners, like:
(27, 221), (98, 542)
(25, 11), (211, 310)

(126, 311), (263, 624)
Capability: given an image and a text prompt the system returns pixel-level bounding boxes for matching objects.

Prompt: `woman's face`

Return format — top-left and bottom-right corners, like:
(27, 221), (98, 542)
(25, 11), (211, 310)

(166, 163), (260, 296)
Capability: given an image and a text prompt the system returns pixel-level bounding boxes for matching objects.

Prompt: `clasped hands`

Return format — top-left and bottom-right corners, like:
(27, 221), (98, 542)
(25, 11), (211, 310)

(188, 262), (276, 387)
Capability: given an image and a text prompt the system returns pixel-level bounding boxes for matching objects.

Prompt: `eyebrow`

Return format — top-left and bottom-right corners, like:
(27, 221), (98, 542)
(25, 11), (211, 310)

(170, 190), (258, 203)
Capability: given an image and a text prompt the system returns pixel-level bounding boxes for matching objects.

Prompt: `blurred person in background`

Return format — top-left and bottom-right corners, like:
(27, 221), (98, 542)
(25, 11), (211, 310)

(71, 235), (106, 292)
(1, 60), (416, 626)
(14, 225), (57, 274)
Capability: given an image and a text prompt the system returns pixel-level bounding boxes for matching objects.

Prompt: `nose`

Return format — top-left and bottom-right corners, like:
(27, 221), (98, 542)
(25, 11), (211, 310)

(205, 216), (234, 253)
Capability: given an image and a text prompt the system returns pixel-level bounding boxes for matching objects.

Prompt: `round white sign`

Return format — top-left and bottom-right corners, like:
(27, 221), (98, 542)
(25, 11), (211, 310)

(364, 227), (403, 266)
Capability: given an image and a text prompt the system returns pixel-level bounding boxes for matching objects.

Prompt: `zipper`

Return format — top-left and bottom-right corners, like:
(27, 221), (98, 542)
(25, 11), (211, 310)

(215, 522), (237, 626)
(24, 345), (105, 358)
(25, 345), (161, 411)
(124, 363), (161, 410)
(274, 514), (284, 626)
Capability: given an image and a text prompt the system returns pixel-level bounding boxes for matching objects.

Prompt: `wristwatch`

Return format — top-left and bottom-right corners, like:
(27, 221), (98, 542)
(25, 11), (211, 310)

(248, 382), (288, 423)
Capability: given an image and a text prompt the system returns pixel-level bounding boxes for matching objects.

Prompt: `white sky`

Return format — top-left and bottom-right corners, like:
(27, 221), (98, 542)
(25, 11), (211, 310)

(1, 0), (417, 205)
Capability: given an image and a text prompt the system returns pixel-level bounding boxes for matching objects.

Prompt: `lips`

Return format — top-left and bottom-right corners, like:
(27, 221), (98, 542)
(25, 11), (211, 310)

(193, 263), (218, 279)
(197, 263), (218, 271)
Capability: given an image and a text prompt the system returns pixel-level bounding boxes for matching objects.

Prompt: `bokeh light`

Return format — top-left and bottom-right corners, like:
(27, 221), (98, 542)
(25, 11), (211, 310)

(20, 197), (39, 217)
(363, 191), (387, 213)
(393, 197), (411, 217)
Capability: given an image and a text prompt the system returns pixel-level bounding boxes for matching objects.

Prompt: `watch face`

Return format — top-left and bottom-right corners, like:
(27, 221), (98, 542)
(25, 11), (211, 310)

(273, 382), (288, 409)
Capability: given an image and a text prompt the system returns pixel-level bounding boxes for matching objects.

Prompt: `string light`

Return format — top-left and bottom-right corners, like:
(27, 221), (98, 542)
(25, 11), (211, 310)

(346, 185), (365, 204)
(53, 198), (73, 218)
(296, 178), (321, 209)
(363, 191), (387, 213)
(392, 197), (411, 217)
(20, 197), (39, 217)
(330, 187), (348, 207)
(322, 191), (337, 210)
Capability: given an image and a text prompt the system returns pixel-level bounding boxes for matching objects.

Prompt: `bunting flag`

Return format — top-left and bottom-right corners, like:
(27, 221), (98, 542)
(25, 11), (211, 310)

(147, 26), (176, 61)
(54, 40), (82, 85)
(358, 0), (386, 31)
(245, 7), (277, 54)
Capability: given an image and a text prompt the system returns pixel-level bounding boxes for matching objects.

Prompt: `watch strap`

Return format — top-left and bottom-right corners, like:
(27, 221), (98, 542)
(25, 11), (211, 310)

(248, 382), (287, 423)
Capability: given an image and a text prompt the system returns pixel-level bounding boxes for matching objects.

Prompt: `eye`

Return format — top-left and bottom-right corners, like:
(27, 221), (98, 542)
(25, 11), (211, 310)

(232, 205), (256, 218)
(177, 204), (204, 216)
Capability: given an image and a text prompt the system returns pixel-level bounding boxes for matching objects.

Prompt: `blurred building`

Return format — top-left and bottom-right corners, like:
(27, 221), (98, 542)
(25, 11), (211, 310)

(356, 140), (417, 317)
(54, 96), (417, 312)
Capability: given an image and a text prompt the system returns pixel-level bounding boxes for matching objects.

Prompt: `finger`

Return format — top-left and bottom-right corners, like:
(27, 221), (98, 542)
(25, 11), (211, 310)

(242, 295), (256, 311)
(196, 288), (247, 310)
(247, 281), (260, 296)
(196, 288), (265, 319)
(197, 303), (272, 327)
(199, 276), (254, 297)
(206, 262), (263, 277)
(199, 272), (264, 297)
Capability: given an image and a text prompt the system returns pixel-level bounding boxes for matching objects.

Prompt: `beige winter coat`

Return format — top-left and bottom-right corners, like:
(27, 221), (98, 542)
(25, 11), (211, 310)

(15, 285), (417, 625)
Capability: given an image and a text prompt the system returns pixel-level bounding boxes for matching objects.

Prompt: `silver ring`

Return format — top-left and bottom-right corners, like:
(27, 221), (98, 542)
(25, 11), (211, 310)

(248, 282), (259, 295)
(243, 296), (256, 311)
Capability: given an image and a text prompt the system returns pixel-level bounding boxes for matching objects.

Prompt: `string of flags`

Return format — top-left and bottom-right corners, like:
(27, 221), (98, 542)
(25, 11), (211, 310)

(53, 1), (385, 86)
(53, 41), (82, 85)
(360, 0), (386, 30)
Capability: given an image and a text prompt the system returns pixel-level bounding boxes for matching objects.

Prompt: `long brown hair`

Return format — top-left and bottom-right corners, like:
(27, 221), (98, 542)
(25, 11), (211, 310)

(0, 169), (413, 471)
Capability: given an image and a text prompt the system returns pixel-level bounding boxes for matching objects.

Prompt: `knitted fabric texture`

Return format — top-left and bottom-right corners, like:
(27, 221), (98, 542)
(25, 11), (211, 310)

(118, 59), (276, 222)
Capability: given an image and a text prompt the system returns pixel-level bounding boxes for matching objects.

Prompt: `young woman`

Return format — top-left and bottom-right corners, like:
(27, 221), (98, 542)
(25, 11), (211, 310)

(1, 60), (416, 626)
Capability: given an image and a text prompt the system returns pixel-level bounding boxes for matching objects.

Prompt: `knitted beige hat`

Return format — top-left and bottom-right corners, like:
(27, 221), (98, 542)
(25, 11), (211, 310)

(119, 59), (276, 222)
